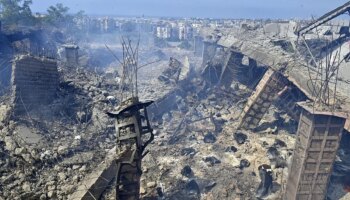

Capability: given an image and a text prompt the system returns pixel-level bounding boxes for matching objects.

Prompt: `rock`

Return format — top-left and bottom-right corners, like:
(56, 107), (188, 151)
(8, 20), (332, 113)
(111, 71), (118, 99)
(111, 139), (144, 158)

(267, 147), (286, 168)
(234, 132), (247, 145)
(181, 147), (196, 156)
(147, 182), (157, 188)
(204, 156), (221, 166)
(22, 182), (31, 192)
(74, 135), (81, 140)
(156, 187), (164, 197)
(77, 111), (88, 123)
(256, 165), (273, 199)
(186, 179), (200, 196)
(140, 187), (146, 194)
(72, 165), (80, 170)
(47, 190), (56, 198)
(39, 194), (47, 200)
(273, 139), (287, 148)
(239, 159), (250, 169)
(58, 172), (66, 181)
(22, 154), (34, 163)
(203, 132), (216, 143)
(57, 145), (68, 155)
(101, 90), (109, 97)
(225, 146), (238, 153)
(79, 165), (87, 172)
(159, 165), (164, 170)
(106, 96), (116, 102)
(204, 181), (217, 192)
(4, 136), (17, 151)
(14, 147), (25, 155)
(264, 126), (278, 134)
(181, 165), (193, 178)
(143, 167), (148, 173)
(267, 147), (279, 159)
(72, 175), (79, 182)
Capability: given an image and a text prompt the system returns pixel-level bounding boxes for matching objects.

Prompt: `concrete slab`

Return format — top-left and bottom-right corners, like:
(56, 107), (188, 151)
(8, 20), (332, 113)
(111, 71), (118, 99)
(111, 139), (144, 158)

(69, 147), (116, 200)
(15, 125), (42, 145)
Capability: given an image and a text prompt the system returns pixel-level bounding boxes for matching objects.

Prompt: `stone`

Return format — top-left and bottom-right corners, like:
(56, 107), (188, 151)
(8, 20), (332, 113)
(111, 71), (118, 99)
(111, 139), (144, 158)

(72, 165), (80, 170)
(57, 145), (68, 155)
(4, 136), (17, 151)
(239, 159), (250, 169)
(14, 147), (25, 155)
(22, 182), (31, 192)
(204, 132), (217, 143)
(22, 154), (34, 163)
(58, 172), (66, 181)
(186, 179), (200, 196)
(181, 165), (193, 178)
(156, 187), (164, 197)
(140, 187), (146, 194)
(204, 156), (221, 166)
(79, 165), (87, 172)
(225, 146), (238, 153)
(204, 181), (217, 192)
(181, 147), (196, 156)
(39, 194), (47, 200)
(47, 191), (56, 198)
(147, 182), (157, 188)
(267, 147), (279, 159)
(273, 139), (287, 148)
(234, 132), (247, 145)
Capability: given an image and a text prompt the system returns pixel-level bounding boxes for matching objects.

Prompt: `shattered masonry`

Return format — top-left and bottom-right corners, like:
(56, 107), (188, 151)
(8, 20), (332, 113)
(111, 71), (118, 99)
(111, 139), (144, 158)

(11, 55), (58, 113)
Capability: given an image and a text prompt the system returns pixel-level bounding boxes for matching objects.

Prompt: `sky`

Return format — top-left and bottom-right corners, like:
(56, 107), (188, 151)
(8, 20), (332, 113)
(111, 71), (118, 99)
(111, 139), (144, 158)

(31, 0), (350, 19)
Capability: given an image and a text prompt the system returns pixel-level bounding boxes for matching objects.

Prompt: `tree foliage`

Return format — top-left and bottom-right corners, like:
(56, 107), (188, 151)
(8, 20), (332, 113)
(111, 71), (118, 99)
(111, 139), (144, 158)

(0, 0), (36, 25)
(44, 3), (70, 26)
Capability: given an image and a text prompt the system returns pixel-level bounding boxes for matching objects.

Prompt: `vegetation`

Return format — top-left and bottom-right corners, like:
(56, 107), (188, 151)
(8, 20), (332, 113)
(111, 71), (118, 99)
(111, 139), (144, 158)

(0, 0), (36, 25)
(0, 0), (85, 29)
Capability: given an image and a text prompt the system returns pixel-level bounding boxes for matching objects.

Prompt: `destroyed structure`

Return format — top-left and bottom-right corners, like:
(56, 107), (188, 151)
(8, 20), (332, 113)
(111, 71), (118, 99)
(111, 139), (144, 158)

(0, 1), (350, 200)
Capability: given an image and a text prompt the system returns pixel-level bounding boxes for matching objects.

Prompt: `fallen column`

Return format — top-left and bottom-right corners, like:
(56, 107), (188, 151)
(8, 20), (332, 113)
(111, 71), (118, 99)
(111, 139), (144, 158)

(238, 69), (287, 129)
(107, 97), (154, 200)
(284, 103), (347, 200)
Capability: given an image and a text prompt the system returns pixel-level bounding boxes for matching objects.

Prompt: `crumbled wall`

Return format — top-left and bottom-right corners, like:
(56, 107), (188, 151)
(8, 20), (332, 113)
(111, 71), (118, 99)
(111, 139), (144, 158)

(11, 55), (58, 113)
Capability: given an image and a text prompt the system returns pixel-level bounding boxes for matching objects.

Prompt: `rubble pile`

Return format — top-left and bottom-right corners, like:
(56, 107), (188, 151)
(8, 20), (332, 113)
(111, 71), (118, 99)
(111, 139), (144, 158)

(0, 8), (350, 199)
(0, 64), (122, 199)
(137, 72), (296, 199)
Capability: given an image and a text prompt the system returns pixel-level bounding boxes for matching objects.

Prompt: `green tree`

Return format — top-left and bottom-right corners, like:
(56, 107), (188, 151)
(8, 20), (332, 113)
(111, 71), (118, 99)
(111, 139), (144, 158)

(44, 3), (71, 27)
(0, 0), (36, 25)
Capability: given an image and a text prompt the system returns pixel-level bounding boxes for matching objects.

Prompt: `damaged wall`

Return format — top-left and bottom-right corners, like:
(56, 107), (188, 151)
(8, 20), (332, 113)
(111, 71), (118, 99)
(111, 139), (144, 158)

(11, 55), (58, 113)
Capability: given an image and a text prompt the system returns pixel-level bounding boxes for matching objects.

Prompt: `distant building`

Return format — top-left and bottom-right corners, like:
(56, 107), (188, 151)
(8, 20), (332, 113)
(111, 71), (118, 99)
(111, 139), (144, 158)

(179, 24), (193, 40)
(156, 26), (172, 39)
(102, 17), (116, 32)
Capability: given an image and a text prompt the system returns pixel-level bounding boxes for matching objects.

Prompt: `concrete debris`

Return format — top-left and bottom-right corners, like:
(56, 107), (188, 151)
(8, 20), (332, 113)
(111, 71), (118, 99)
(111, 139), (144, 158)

(1, 10), (349, 200)
(256, 164), (273, 199)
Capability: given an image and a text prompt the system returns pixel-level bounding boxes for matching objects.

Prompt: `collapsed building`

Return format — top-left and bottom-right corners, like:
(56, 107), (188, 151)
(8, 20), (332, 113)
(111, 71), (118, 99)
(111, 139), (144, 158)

(0, 2), (350, 200)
